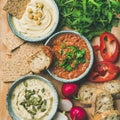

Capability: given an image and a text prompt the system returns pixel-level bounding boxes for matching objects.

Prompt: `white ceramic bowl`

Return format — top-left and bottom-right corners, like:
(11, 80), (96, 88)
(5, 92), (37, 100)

(8, 0), (59, 42)
(45, 30), (94, 83)
(6, 75), (59, 120)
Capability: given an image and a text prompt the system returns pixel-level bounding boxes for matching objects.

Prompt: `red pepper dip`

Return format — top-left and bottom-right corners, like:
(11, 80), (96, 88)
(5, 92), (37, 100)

(49, 33), (91, 80)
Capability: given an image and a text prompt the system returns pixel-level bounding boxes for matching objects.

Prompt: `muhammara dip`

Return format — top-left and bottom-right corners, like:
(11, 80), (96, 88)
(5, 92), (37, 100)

(11, 78), (55, 120)
(12, 0), (58, 38)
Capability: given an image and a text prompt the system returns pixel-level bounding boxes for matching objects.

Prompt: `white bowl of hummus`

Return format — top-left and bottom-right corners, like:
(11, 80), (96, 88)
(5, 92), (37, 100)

(6, 75), (59, 120)
(8, 0), (59, 42)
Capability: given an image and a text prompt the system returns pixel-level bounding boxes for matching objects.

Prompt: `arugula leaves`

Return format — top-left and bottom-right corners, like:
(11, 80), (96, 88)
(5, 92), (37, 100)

(55, 0), (120, 40)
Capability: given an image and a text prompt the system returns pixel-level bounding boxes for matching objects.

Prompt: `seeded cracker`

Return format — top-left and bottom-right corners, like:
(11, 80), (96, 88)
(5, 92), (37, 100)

(2, 32), (25, 51)
(3, 0), (30, 19)
(0, 42), (43, 82)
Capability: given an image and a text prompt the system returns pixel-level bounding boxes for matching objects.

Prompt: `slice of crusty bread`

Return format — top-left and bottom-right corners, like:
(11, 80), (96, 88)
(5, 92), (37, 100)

(77, 85), (103, 107)
(77, 85), (96, 106)
(28, 46), (52, 74)
(93, 110), (120, 120)
(103, 80), (120, 99)
(94, 91), (114, 114)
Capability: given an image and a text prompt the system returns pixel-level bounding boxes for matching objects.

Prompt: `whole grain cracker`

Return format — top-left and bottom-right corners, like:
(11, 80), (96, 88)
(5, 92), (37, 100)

(1, 54), (31, 82)
(1, 42), (43, 82)
(3, 0), (30, 19)
(2, 72), (33, 83)
(16, 42), (43, 59)
(2, 32), (25, 52)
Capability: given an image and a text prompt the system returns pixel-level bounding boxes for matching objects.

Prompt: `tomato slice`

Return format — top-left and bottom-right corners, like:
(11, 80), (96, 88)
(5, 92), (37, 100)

(88, 61), (120, 83)
(100, 32), (119, 63)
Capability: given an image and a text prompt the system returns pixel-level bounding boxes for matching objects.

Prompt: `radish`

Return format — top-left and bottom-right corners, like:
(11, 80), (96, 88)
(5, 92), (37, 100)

(62, 83), (78, 98)
(53, 112), (68, 120)
(59, 98), (73, 112)
(70, 106), (87, 120)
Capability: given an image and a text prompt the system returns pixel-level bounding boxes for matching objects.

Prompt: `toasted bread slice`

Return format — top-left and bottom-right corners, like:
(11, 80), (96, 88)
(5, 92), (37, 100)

(93, 110), (120, 120)
(77, 85), (96, 106)
(94, 91), (114, 114)
(103, 80), (120, 99)
(77, 85), (103, 107)
(28, 46), (52, 74)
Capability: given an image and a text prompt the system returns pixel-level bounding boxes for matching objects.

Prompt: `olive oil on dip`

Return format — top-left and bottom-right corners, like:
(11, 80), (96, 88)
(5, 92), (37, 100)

(11, 78), (54, 120)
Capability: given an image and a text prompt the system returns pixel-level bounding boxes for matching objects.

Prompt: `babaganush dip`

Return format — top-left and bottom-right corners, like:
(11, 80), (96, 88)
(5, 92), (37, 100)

(12, 0), (57, 38)
(49, 33), (91, 80)
(11, 78), (54, 120)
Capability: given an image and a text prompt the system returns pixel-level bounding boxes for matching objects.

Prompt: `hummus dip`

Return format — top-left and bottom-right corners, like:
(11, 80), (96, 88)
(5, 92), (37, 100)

(12, 0), (58, 38)
(11, 78), (55, 120)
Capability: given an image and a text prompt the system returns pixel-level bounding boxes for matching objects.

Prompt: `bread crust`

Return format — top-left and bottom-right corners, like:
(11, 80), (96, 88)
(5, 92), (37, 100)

(77, 85), (106, 106)
(93, 91), (114, 114)
(28, 46), (52, 74)
(77, 85), (95, 106)
(93, 110), (120, 120)
(103, 80), (120, 99)
(78, 80), (120, 108)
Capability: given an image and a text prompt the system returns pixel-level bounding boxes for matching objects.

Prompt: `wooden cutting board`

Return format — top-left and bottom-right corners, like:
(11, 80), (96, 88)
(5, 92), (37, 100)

(1, 0), (120, 120)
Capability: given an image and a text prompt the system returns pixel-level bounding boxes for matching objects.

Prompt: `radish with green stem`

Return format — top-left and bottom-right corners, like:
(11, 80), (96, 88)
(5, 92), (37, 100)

(62, 83), (78, 98)
(59, 98), (73, 112)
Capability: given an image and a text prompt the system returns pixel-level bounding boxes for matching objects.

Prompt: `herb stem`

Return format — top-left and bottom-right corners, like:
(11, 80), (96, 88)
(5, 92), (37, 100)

(64, 0), (74, 5)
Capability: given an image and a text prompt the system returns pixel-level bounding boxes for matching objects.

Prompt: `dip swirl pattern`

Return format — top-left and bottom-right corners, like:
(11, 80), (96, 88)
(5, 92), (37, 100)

(12, 0), (56, 38)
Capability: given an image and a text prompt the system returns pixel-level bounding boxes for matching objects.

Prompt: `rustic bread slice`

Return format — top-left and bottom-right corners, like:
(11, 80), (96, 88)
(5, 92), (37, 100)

(94, 91), (114, 114)
(103, 80), (120, 99)
(93, 110), (120, 120)
(77, 85), (97, 106)
(28, 46), (52, 74)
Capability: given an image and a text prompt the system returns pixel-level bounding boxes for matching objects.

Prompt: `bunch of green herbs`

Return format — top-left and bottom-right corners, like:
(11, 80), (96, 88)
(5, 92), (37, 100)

(55, 0), (120, 40)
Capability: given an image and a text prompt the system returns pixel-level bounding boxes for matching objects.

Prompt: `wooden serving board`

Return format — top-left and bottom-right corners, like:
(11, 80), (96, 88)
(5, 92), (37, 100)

(1, 0), (120, 120)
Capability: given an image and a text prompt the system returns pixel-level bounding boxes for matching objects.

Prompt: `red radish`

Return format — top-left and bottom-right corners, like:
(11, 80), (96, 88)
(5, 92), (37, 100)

(62, 83), (78, 98)
(53, 112), (68, 120)
(70, 106), (87, 120)
(59, 98), (73, 112)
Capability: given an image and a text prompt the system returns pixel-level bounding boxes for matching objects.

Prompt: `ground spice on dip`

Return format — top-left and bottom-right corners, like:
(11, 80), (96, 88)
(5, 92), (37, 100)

(50, 33), (90, 80)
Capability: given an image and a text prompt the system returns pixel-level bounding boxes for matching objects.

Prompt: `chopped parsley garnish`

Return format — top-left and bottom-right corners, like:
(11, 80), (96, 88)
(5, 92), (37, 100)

(56, 45), (86, 71)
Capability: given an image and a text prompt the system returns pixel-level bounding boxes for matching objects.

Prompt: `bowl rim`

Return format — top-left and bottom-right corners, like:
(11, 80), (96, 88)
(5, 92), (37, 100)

(7, 0), (59, 42)
(6, 75), (59, 120)
(45, 30), (94, 83)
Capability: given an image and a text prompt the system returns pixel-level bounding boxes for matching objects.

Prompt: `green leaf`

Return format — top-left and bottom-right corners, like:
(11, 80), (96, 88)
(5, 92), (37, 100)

(55, 0), (120, 39)
(82, 0), (87, 13)
(65, 65), (73, 71)
(80, 58), (86, 63)
(108, 12), (113, 23)
(112, 19), (119, 27)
